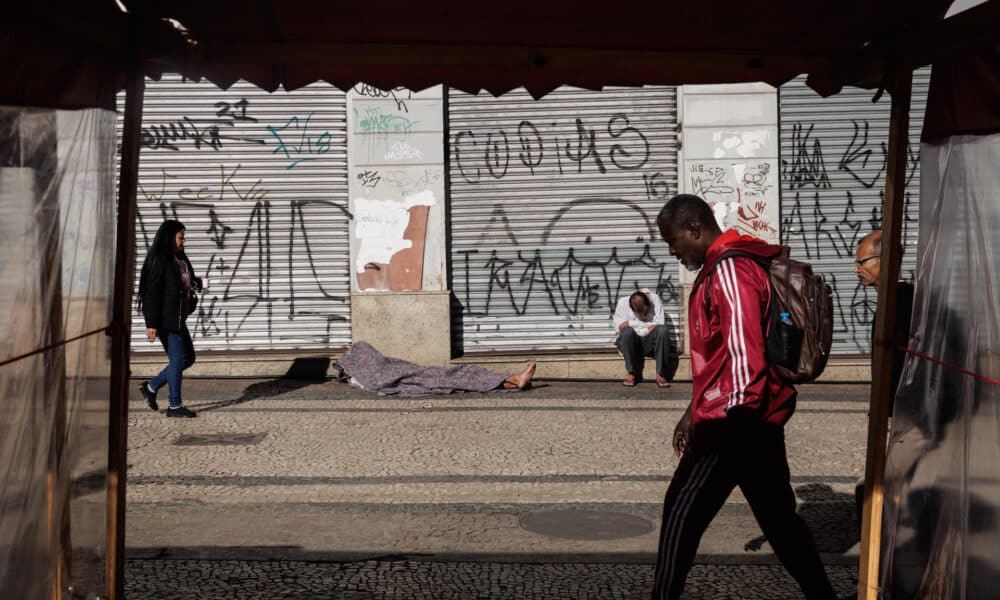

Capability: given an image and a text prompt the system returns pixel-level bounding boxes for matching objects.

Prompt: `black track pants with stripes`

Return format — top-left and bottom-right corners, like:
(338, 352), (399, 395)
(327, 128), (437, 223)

(650, 426), (837, 600)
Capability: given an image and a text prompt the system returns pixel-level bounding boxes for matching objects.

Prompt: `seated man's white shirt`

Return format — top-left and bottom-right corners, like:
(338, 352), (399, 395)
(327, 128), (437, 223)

(612, 289), (665, 339)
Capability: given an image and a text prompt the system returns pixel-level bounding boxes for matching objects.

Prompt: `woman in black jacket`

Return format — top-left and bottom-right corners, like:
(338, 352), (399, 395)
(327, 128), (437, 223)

(137, 220), (200, 417)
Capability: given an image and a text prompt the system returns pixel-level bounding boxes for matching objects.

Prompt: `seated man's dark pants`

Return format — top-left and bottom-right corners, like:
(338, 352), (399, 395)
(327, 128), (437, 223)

(616, 325), (672, 379)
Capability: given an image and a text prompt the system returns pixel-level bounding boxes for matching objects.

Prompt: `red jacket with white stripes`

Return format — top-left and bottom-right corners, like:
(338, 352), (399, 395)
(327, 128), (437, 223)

(688, 230), (797, 432)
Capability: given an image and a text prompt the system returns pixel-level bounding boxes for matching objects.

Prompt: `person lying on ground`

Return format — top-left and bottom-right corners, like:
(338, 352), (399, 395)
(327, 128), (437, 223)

(335, 341), (535, 398)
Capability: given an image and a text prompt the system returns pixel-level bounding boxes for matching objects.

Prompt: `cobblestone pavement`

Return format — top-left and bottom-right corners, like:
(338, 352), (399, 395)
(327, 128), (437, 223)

(120, 380), (867, 557)
(112, 379), (869, 598)
(126, 559), (859, 599)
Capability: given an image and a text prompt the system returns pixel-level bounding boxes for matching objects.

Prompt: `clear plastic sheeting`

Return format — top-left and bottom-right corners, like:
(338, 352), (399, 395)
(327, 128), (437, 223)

(0, 107), (116, 599)
(880, 132), (1000, 598)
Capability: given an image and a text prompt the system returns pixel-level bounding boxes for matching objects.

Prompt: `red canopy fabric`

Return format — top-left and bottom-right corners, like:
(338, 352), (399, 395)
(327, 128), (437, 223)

(922, 43), (1000, 141)
(0, 0), (978, 109)
(145, 0), (937, 97)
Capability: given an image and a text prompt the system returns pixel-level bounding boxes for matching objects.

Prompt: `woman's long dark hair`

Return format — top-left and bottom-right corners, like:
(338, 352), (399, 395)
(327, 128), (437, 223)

(138, 220), (186, 306)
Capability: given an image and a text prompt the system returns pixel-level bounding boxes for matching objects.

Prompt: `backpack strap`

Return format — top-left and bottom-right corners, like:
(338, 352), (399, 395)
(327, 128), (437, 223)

(702, 250), (777, 324)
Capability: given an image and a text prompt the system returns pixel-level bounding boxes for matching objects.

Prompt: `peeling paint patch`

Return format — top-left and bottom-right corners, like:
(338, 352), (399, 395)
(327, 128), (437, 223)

(712, 129), (770, 158)
(354, 199), (415, 271)
(385, 141), (423, 160)
(354, 191), (436, 274)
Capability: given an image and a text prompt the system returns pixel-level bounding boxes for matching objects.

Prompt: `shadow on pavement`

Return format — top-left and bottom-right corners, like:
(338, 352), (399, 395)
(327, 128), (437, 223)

(191, 357), (330, 413)
(743, 482), (858, 554)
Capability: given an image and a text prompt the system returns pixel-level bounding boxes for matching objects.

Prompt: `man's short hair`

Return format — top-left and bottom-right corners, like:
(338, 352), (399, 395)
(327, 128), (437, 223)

(629, 290), (650, 310)
(657, 194), (719, 232)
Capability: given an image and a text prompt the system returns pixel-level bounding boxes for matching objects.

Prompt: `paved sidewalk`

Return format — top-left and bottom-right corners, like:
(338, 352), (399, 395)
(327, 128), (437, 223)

(126, 558), (859, 599)
(115, 377), (870, 598)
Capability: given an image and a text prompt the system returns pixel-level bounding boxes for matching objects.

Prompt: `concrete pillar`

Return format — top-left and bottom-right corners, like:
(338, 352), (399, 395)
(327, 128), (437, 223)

(347, 86), (450, 365)
(677, 83), (781, 354)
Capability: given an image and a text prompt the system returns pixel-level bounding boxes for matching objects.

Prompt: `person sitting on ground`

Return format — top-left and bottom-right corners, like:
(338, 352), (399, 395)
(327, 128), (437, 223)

(612, 289), (673, 388)
(335, 341), (535, 398)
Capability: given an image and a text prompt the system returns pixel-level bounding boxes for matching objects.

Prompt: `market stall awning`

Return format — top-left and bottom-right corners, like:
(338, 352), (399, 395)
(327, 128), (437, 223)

(138, 0), (961, 96)
(7, 0), (998, 109)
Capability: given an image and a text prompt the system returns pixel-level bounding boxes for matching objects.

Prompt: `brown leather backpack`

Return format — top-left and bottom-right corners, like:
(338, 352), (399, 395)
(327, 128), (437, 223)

(708, 247), (834, 384)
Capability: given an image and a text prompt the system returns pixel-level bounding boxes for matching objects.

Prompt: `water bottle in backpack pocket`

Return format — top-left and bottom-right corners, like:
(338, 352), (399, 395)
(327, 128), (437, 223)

(768, 311), (804, 372)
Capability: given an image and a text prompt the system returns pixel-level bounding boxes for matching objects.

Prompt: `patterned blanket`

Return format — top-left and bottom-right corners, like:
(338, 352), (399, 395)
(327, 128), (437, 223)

(335, 341), (508, 397)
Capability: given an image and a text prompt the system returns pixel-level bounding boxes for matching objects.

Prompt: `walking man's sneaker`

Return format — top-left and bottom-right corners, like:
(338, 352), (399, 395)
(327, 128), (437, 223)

(166, 406), (197, 418)
(139, 382), (158, 412)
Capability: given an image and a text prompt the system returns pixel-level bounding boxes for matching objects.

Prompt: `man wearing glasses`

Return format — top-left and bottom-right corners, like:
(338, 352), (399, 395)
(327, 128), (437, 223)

(853, 229), (915, 532)
(854, 229), (915, 399)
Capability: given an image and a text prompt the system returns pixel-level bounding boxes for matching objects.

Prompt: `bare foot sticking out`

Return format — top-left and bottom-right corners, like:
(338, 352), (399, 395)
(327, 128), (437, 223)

(656, 374), (671, 388)
(622, 373), (637, 387)
(502, 361), (536, 390)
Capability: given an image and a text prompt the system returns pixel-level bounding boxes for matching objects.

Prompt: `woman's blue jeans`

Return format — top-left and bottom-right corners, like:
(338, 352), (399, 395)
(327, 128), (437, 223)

(148, 324), (196, 408)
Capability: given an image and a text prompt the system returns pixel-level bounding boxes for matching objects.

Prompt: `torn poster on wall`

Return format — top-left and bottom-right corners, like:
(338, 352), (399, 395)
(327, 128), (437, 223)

(688, 160), (779, 244)
(354, 190), (436, 291)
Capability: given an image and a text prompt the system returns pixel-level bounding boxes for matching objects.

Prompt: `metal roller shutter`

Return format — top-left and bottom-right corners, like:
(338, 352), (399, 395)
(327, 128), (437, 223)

(121, 75), (351, 351)
(448, 86), (680, 352)
(779, 68), (930, 354)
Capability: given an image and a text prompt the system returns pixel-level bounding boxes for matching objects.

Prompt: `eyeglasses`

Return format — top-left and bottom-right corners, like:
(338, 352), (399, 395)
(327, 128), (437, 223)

(854, 254), (880, 267)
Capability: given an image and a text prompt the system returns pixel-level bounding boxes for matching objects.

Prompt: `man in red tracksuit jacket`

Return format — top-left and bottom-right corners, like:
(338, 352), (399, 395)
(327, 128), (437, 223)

(650, 194), (837, 600)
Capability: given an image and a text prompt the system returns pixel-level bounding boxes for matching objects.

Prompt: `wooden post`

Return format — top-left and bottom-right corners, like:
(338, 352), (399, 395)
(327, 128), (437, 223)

(106, 19), (144, 600)
(857, 63), (912, 600)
